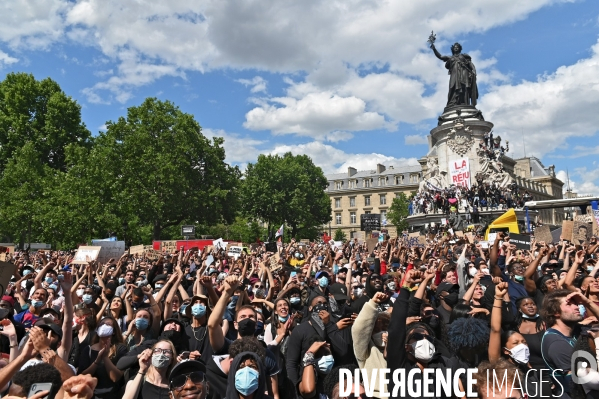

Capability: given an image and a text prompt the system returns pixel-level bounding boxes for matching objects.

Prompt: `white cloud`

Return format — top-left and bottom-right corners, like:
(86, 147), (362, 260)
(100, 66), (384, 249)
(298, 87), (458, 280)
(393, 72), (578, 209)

(0, 50), (18, 67)
(203, 128), (266, 167)
(236, 76), (267, 93)
(244, 91), (387, 138)
(480, 40), (599, 159)
(268, 141), (419, 174)
(405, 134), (428, 145)
(556, 169), (599, 196)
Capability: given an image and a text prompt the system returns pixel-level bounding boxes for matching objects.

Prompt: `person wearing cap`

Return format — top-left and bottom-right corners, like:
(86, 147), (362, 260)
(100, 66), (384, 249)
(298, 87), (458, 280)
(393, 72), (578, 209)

(21, 325), (75, 380)
(169, 360), (208, 399)
(309, 271), (331, 305)
(349, 264), (392, 314)
(183, 291), (212, 364)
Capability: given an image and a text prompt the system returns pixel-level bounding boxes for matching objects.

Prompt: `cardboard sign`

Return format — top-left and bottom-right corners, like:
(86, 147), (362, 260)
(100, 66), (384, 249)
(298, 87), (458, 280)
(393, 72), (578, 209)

(227, 246), (243, 260)
(161, 241), (178, 253)
(130, 245), (145, 255)
(509, 233), (532, 250)
(551, 227), (562, 244)
(269, 255), (282, 272)
(562, 220), (574, 243)
(145, 249), (160, 260)
(366, 238), (378, 253)
(465, 232), (474, 244)
(300, 239), (310, 244)
(418, 236), (427, 246)
(455, 231), (464, 238)
(205, 255), (215, 267)
(0, 261), (16, 293)
(572, 221), (591, 245)
(449, 158), (471, 188)
(534, 225), (553, 245)
(94, 241), (126, 265)
(72, 246), (102, 264)
(213, 238), (226, 251)
(479, 241), (489, 249)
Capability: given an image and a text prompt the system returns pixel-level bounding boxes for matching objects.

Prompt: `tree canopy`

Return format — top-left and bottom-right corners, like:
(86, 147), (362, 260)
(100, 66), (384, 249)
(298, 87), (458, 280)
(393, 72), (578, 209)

(387, 192), (410, 232)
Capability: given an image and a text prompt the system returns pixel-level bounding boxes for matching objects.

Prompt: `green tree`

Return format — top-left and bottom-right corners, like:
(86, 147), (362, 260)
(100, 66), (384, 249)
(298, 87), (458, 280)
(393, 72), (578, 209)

(333, 228), (347, 242)
(86, 98), (240, 240)
(387, 192), (410, 232)
(240, 153), (332, 238)
(0, 73), (91, 173)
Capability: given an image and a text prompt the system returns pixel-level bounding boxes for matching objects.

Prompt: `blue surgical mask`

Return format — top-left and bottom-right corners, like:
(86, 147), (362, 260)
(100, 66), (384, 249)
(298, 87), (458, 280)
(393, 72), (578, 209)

(235, 367), (259, 396)
(333, 264), (339, 275)
(23, 270), (32, 276)
(317, 355), (334, 374)
(580, 304), (587, 318)
(45, 277), (53, 284)
(514, 275), (524, 282)
(118, 278), (125, 285)
(155, 284), (163, 289)
(179, 304), (188, 313)
(290, 297), (301, 305)
(588, 266), (595, 272)
(57, 275), (64, 281)
(278, 314), (289, 323)
(318, 276), (329, 288)
(32, 300), (44, 309)
(49, 284), (58, 291)
(82, 294), (93, 305)
(191, 304), (206, 318)
(135, 318), (149, 330)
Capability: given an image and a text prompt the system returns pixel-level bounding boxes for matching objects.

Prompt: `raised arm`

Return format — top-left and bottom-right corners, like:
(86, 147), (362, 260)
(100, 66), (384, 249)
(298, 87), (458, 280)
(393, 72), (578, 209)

(208, 276), (240, 353)
(34, 261), (56, 289)
(60, 272), (74, 361)
(489, 282), (509, 362)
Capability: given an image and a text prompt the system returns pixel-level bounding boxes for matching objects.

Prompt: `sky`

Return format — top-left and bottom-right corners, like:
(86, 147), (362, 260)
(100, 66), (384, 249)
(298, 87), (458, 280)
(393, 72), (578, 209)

(1, 0), (599, 195)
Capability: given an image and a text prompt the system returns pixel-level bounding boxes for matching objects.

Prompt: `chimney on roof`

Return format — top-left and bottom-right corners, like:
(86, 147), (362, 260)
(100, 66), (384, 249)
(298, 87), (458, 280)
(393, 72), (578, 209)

(348, 167), (357, 177)
(376, 164), (386, 173)
(388, 165), (394, 170)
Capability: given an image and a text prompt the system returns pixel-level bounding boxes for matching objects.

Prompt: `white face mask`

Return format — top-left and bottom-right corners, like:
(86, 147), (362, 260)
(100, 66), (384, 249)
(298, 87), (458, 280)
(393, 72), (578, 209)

(353, 288), (363, 298)
(468, 267), (477, 277)
(480, 267), (490, 275)
(411, 338), (435, 362)
(372, 331), (387, 347)
(76, 289), (84, 297)
(506, 343), (529, 364)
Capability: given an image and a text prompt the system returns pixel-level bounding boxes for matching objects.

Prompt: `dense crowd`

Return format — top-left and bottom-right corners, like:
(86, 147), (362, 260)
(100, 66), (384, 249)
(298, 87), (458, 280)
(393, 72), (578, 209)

(0, 231), (597, 399)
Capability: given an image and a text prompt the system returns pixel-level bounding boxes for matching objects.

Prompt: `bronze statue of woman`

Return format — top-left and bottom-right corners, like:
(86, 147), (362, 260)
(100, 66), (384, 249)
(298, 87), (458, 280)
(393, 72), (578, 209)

(430, 40), (478, 108)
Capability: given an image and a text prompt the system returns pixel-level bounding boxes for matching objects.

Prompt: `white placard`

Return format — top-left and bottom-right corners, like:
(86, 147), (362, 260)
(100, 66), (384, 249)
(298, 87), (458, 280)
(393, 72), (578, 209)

(94, 241), (126, 264)
(449, 158), (471, 188)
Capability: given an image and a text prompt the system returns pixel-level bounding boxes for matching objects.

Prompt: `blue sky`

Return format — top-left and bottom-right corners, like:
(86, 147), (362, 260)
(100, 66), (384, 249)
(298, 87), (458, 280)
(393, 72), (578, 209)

(1, 0), (598, 194)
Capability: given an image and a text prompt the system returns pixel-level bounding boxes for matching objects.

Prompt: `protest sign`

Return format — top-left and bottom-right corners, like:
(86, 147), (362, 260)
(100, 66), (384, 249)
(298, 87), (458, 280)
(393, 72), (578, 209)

(130, 245), (145, 255)
(441, 218), (447, 225)
(366, 238), (378, 253)
(455, 231), (464, 238)
(93, 241), (126, 264)
(534, 225), (553, 244)
(572, 221), (591, 245)
(551, 227), (562, 244)
(465, 232), (474, 244)
(145, 249), (160, 260)
(161, 240), (177, 253)
(509, 234), (532, 250)
(360, 214), (381, 231)
(479, 241), (489, 249)
(269, 255), (282, 272)
(562, 220), (574, 243)
(213, 238), (226, 251)
(205, 255), (215, 267)
(418, 236), (427, 246)
(448, 158), (471, 188)
(0, 261), (16, 294)
(300, 239), (310, 244)
(227, 246), (244, 260)
(72, 246), (102, 264)
(264, 242), (277, 253)
(488, 233), (497, 246)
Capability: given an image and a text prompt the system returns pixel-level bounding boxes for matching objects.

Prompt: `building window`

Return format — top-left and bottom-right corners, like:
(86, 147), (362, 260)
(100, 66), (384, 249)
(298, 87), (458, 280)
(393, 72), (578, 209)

(349, 197), (356, 207)
(395, 175), (404, 185)
(335, 181), (343, 190)
(410, 174), (419, 183)
(335, 213), (342, 225)
(379, 176), (388, 186)
(365, 210), (371, 214)
(350, 212), (356, 224)
(349, 180), (357, 188)
(334, 198), (341, 208)
(364, 179), (371, 188)
(364, 195), (371, 206)
(380, 194), (386, 205)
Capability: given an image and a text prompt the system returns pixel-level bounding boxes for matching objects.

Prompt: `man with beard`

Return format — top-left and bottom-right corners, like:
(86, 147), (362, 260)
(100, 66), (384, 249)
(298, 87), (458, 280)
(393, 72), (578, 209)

(541, 290), (599, 398)
(350, 269), (392, 314)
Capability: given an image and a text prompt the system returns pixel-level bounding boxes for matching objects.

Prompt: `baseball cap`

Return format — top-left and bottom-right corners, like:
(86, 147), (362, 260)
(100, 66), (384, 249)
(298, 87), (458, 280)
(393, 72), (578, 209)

(329, 283), (349, 301)
(435, 282), (459, 296)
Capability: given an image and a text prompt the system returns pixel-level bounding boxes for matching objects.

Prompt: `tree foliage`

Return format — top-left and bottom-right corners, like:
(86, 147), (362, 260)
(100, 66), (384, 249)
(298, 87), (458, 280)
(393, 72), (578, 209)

(387, 192), (410, 232)
(334, 228), (347, 242)
(240, 153), (332, 238)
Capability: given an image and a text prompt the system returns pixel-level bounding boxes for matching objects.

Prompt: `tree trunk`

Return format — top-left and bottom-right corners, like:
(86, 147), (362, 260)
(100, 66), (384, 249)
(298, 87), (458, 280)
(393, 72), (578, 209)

(153, 223), (161, 241)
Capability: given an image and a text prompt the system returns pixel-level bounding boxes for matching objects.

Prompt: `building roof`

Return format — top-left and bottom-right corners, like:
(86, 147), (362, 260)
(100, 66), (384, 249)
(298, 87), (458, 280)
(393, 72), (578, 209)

(326, 164), (421, 181)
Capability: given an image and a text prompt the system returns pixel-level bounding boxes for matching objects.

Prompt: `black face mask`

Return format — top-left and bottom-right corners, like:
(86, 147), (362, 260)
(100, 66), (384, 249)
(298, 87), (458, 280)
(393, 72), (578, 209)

(443, 292), (459, 307)
(237, 318), (256, 337)
(312, 303), (329, 314)
(426, 315), (440, 329)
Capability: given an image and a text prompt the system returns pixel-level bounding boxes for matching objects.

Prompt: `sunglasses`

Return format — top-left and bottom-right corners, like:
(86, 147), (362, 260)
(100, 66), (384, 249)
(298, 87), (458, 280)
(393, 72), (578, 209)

(254, 285), (264, 289)
(408, 332), (434, 343)
(422, 310), (437, 317)
(170, 371), (206, 391)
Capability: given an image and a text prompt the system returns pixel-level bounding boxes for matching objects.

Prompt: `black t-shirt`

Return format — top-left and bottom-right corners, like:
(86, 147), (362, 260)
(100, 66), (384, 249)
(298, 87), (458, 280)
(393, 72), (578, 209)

(185, 324), (213, 365)
(140, 381), (170, 399)
(79, 344), (128, 398)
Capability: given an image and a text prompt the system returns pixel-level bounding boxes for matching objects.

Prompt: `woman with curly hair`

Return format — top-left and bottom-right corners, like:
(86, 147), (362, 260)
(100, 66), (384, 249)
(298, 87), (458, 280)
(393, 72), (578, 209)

(514, 296), (546, 371)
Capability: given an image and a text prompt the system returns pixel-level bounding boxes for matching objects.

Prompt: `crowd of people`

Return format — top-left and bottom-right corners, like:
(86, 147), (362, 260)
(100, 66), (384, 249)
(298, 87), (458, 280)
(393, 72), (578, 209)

(410, 180), (533, 217)
(0, 231), (597, 399)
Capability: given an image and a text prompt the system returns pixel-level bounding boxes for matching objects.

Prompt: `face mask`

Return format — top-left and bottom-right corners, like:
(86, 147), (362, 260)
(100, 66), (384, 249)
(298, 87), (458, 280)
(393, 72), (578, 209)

(353, 288), (363, 298)
(45, 277), (54, 284)
(537, 265), (542, 271)
(295, 252), (300, 258)
(155, 284), (163, 289)
(237, 318), (256, 337)
(317, 355), (335, 374)
(179, 304), (188, 314)
(23, 270), (32, 276)
(442, 292), (459, 307)
(506, 343), (530, 364)
(254, 289), (266, 298)
(151, 353), (171, 369)
(411, 338), (435, 362)
(290, 297), (301, 305)
(97, 324), (114, 337)
(588, 266), (595, 272)
(480, 267), (490, 275)
(32, 300), (44, 308)
(235, 367), (259, 396)
(49, 284), (58, 291)
(514, 275), (524, 282)
(255, 321), (264, 336)
(580, 304), (587, 318)
(137, 281), (144, 287)
(191, 304), (206, 318)
(135, 318), (149, 330)
(372, 331), (387, 347)
(118, 278), (125, 285)
(387, 282), (396, 291)
(333, 264), (339, 274)
(519, 311), (539, 320)
(318, 261), (323, 267)
(82, 294), (93, 304)
(76, 289), (84, 297)
(57, 274), (64, 281)
(468, 267), (477, 277)
(278, 314), (289, 323)
(318, 276), (329, 288)
(426, 315), (440, 329)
